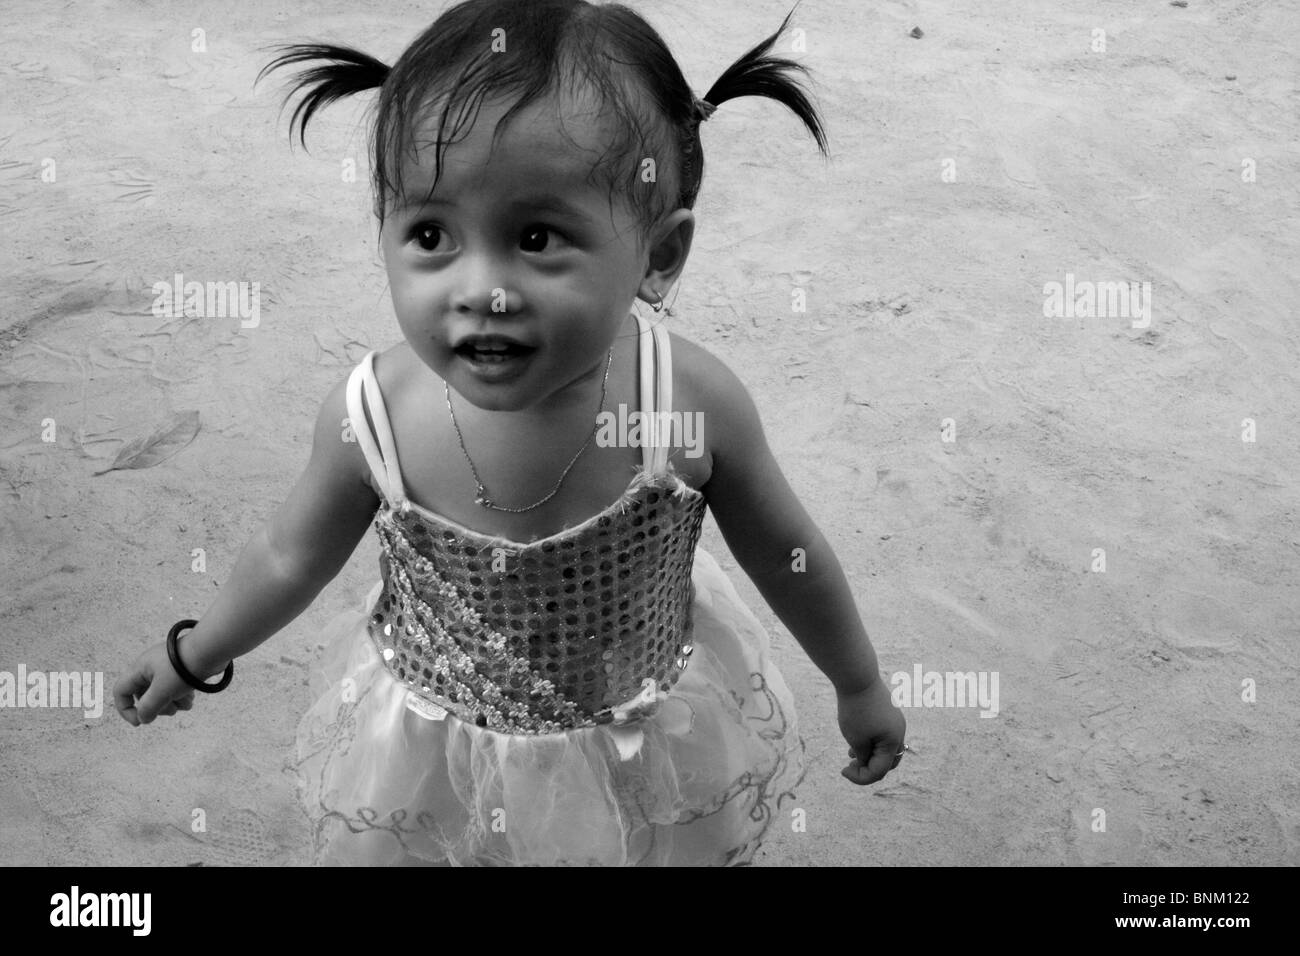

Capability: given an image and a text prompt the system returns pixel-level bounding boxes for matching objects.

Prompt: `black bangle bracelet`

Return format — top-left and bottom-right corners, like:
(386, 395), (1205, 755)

(166, 619), (234, 693)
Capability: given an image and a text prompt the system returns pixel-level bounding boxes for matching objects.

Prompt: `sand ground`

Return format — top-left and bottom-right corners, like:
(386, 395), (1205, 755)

(1, 0), (1297, 866)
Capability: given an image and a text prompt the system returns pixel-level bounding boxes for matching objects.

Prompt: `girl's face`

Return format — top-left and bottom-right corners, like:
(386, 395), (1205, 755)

(380, 93), (670, 413)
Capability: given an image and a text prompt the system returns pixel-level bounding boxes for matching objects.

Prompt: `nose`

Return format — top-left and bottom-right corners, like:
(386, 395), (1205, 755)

(449, 253), (520, 316)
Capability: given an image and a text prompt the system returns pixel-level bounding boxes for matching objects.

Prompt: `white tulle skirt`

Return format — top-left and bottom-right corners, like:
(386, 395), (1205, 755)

(290, 547), (805, 866)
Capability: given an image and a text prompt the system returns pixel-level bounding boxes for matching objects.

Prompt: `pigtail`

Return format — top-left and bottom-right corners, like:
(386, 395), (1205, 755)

(700, 7), (827, 154)
(256, 44), (391, 148)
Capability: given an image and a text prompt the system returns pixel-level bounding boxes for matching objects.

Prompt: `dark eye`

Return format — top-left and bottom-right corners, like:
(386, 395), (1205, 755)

(412, 224), (445, 252)
(520, 225), (555, 253)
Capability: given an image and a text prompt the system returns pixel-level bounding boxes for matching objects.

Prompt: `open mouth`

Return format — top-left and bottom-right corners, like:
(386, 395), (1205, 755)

(451, 336), (538, 379)
(454, 342), (535, 363)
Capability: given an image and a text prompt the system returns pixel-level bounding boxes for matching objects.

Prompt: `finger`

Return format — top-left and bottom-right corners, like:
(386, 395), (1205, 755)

(847, 746), (899, 786)
(842, 757), (879, 786)
(158, 702), (178, 717)
(842, 759), (873, 785)
(113, 672), (151, 727)
(863, 744), (901, 783)
(175, 695), (195, 711)
(136, 683), (173, 724)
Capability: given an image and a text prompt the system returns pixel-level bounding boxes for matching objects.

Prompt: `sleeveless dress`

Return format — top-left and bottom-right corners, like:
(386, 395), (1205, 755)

(291, 313), (806, 866)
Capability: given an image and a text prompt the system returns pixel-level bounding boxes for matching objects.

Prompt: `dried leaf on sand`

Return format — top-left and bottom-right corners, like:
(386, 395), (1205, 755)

(92, 410), (200, 476)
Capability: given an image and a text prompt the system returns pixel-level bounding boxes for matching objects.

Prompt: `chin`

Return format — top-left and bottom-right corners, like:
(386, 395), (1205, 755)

(447, 374), (538, 412)
(439, 347), (547, 410)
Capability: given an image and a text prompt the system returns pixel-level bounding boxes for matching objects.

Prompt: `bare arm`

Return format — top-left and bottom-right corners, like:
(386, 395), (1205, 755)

(171, 374), (381, 679)
(696, 351), (882, 696)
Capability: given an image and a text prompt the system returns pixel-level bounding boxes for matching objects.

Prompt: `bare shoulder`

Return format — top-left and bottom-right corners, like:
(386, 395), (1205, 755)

(360, 341), (446, 496)
(664, 329), (770, 487)
(320, 345), (413, 500)
(666, 329), (764, 434)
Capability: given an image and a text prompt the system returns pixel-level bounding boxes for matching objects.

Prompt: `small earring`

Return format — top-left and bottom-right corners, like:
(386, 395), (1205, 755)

(651, 290), (664, 313)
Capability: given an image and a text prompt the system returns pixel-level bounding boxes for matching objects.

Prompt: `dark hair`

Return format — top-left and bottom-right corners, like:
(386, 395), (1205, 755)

(257, 0), (827, 237)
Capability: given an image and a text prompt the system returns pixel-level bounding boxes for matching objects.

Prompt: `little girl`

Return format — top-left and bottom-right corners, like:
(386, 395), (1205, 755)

(114, 0), (906, 866)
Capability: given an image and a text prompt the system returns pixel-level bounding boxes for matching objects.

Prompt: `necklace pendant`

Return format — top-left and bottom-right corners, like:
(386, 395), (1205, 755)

(474, 487), (493, 509)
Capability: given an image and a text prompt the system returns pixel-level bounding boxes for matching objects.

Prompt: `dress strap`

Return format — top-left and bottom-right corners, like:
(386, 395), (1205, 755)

(634, 313), (673, 475)
(345, 351), (408, 507)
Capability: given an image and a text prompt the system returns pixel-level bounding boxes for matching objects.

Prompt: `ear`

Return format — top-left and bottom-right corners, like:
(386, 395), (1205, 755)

(637, 209), (695, 307)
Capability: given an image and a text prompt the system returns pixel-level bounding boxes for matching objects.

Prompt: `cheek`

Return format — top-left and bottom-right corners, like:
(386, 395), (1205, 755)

(389, 285), (438, 346)
(388, 264), (434, 317)
(551, 317), (617, 362)
(390, 282), (416, 325)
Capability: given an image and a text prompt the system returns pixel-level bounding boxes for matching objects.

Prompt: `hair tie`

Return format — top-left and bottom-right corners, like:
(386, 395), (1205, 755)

(692, 96), (717, 123)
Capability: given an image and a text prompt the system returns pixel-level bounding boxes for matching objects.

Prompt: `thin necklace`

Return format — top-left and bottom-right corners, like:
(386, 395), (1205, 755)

(445, 347), (614, 513)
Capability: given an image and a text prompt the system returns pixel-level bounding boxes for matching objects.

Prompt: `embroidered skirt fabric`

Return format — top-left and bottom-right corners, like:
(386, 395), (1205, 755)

(290, 547), (806, 866)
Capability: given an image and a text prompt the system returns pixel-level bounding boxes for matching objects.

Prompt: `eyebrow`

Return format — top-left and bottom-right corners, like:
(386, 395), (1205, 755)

(393, 192), (594, 223)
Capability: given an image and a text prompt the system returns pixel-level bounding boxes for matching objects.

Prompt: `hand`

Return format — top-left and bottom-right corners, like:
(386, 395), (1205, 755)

(837, 678), (907, 786)
(113, 641), (197, 726)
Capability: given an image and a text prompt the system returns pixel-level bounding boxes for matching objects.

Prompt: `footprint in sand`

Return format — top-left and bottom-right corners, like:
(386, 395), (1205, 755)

(1153, 589), (1241, 660)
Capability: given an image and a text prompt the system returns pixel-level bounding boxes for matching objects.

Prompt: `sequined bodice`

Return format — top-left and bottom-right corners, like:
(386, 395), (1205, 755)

(368, 470), (706, 734)
(348, 314), (707, 735)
